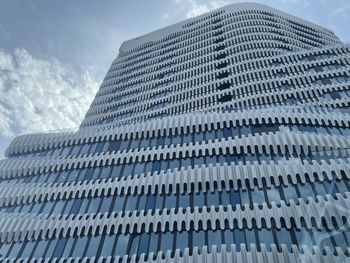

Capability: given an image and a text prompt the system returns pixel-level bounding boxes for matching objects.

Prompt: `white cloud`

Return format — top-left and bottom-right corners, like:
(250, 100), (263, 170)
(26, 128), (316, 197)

(170, 0), (238, 19)
(0, 48), (99, 138)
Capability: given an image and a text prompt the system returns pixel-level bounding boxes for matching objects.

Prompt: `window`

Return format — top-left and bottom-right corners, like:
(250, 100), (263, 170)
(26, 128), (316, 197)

(100, 235), (116, 257)
(61, 238), (74, 258)
(207, 230), (222, 250)
(145, 194), (156, 211)
(45, 239), (59, 258)
(71, 236), (88, 257)
(176, 231), (188, 251)
(85, 235), (101, 258)
(20, 240), (36, 258)
(114, 234), (129, 256)
(193, 230), (205, 249)
(138, 233), (150, 256)
(148, 233), (159, 254)
(124, 195), (137, 212)
(7, 242), (23, 258)
(275, 229), (293, 250)
(234, 229), (245, 251)
(52, 237), (67, 258)
(206, 190), (219, 207)
(100, 196), (113, 213)
(87, 197), (101, 214)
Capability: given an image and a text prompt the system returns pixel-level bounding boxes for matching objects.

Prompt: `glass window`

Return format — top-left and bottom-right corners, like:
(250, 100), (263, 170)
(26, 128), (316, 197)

(95, 142), (109, 153)
(41, 201), (54, 215)
(282, 185), (298, 204)
(82, 168), (94, 181)
(155, 194), (164, 210)
(245, 229), (256, 249)
(100, 235), (116, 257)
(20, 240), (36, 258)
(169, 159), (180, 171)
(70, 199), (82, 214)
(63, 199), (74, 214)
(206, 190), (219, 207)
(128, 234), (140, 255)
(194, 131), (204, 142)
(145, 194), (156, 211)
(207, 230), (222, 249)
(152, 161), (161, 173)
(111, 164), (123, 178)
(133, 163), (144, 175)
(45, 239), (59, 258)
(124, 195), (137, 212)
(160, 232), (173, 253)
(224, 229), (234, 246)
(240, 126), (251, 136)
(183, 133), (193, 144)
(138, 233), (150, 256)
(298, 183), (315, 199)
(0, 243), (12, 258)
(87, 197), (101, 214)
(123, 163), (134, 177)
(234, 229), (245, 251)
(114, 234), (129, 256)
(79, 199), (90, 214)
(172, 135), (182, 145)
(7, 242), (23, 258)
(178, 193), (189, 208)
(266, 187), (280, 203)
(91, 167), (102, 180)
(61, 237), (74, 258)
(176, 231), (188, 251)
(239, 189), (250, 206)
(223, 128), (232, 139)
(100, 196), (113, 213)
(85, 235), (101, 257)
(52, 237), (67, 258)
(100, 166), (112, 179)
(52, 201), (65, 214)
(275, 229), (292, 249)
(71, 236), (88, 257)
(56, 171), (69, 183)
(250, 187), (265, 205)
(148, 233), (159, 255)
(140, 138), (150, 148)
(112, 196), (125, 213)
(165, 194), (177, 210)
(193, 192), (205, 207)
(108, 140), (122, 152)
(193, 230), (205, 249)
(258, 229), (274, 246)
(220, 191), (230, 206)
(130, 139), (140, 149)
(313, 181), (327, 195)
(230, 190), (240, 206)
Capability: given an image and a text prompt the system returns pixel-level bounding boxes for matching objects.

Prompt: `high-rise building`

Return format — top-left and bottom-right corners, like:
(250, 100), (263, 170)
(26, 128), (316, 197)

(1, 2), (350, 262)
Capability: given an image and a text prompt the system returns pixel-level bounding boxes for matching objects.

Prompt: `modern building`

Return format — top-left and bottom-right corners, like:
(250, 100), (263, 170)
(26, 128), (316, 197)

(1, 2), (350, 262)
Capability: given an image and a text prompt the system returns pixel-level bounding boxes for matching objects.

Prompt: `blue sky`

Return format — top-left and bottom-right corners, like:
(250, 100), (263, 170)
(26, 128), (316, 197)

(0, 0), (349, 158)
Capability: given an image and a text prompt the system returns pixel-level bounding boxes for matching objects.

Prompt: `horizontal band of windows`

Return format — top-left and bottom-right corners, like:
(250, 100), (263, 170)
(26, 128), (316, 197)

(3, 147), (349, 184)
(9, 122), (350, 159)
(0, 177), (348, 217)
(0, 156), (347, 212)
(0, 226), (349, 260)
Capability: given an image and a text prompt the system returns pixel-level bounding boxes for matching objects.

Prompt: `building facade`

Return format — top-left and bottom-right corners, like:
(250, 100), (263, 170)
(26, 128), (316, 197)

(1, 2), (350, 262)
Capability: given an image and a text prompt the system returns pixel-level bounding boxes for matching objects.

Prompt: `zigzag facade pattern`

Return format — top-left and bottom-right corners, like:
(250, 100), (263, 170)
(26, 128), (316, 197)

(1, 2), (350, 263)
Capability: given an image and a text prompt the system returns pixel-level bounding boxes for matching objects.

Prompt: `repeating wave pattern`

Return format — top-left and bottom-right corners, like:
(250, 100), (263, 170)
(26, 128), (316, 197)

(1, 2), (350, 263)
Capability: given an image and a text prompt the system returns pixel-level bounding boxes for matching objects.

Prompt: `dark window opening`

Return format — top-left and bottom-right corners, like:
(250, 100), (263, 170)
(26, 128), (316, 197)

(217, 83), (231, 91)
(218, 94), (232, 103)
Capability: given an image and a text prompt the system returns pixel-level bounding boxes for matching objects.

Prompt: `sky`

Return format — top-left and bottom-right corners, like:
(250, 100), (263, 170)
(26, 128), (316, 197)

(0, 0), (349, 158)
